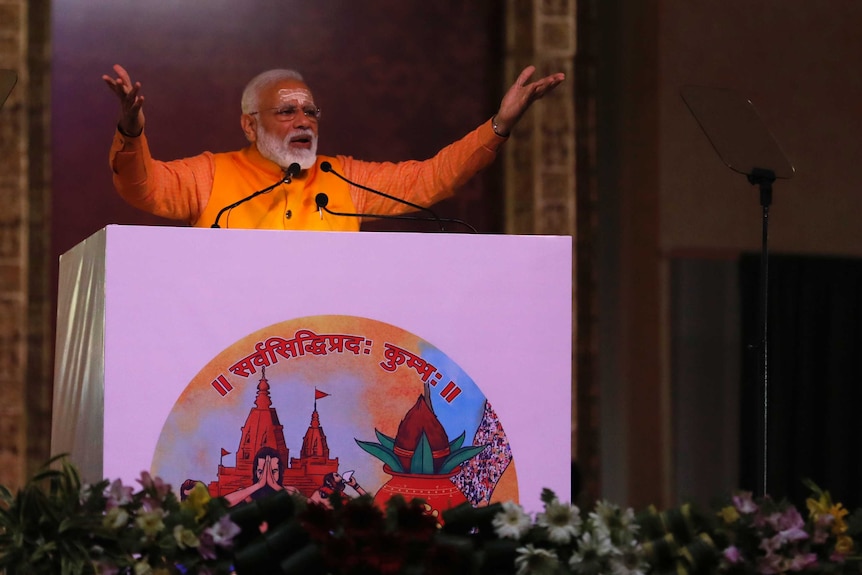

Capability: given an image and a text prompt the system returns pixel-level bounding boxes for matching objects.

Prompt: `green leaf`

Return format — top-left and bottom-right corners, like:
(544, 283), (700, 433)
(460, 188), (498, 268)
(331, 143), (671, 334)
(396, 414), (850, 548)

(374, 428), (396, 451)
(58, 516), (91, 535)
(540, 487), (558, 505)
(448, 431), (466, 451)
(31, 540), (59, 562)
(437, 444), (488, 474)
(409, 432), (435, 474)
(31, 468), (64, 484)
(354, 440), (404, 473)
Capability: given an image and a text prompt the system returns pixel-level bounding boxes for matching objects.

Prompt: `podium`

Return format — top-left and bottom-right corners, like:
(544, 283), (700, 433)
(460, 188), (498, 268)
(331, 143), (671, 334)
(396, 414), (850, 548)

(51, 226), (572, 512)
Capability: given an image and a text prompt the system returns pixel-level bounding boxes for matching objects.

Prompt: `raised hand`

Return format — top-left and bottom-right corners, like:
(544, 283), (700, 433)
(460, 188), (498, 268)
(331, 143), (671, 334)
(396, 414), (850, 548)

(102, 64), (145, 136)
(493, 65), (566, 136)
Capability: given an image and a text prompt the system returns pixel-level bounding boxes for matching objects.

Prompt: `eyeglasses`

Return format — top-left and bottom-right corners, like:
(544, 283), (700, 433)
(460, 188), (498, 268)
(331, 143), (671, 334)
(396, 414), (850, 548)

(249, 104), (321, 122)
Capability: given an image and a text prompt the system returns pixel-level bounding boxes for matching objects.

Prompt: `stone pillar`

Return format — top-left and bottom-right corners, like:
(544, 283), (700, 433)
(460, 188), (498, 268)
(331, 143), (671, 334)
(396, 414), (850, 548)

(504, 0), (576, 237)
(504, 0), (593, 499)
(0, 0), (52, 490)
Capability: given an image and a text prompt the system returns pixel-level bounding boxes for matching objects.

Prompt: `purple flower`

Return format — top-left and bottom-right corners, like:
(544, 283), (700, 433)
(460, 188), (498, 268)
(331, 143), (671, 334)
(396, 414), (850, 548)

(723, 545), (742, 564)
(139, 495), (164, 513)
(759, 528), (809, 558)
(777, 526), (809, 545)
(137, 471), (171, 499)
(760, 536), (782, 556)
(205, 515), (242, 549)
(96, 561), (120, 575)
(767, 507), (805, 533)
(788, 552), (818, 571)
(197, 532), (217, 561)
(732, 492), (758, 514)
(104, 479), (133, 509)
(812, 518), (831, 544)
(757, 552), (785, 574)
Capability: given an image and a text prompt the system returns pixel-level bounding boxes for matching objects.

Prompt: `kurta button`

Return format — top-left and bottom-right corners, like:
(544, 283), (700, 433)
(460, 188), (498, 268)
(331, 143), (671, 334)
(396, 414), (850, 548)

(285, 210), (292, 219)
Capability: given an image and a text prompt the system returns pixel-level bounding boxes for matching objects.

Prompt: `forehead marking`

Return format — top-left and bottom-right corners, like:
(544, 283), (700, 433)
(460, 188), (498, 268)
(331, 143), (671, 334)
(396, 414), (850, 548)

(275, 88), (314, 103)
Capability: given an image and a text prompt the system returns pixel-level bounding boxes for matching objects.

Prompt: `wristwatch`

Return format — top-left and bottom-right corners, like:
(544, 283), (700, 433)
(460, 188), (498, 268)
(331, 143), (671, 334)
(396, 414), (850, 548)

(492, 116), (508, 138)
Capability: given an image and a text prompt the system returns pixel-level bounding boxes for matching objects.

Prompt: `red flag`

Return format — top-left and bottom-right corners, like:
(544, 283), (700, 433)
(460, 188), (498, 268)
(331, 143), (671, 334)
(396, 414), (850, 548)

(315, 389), (330, 400)
(220, 448), (230, 457)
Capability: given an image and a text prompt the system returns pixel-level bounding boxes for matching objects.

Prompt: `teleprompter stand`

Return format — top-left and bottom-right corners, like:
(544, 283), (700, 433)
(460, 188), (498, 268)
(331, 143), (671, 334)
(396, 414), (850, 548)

(681, 85), (795, 497)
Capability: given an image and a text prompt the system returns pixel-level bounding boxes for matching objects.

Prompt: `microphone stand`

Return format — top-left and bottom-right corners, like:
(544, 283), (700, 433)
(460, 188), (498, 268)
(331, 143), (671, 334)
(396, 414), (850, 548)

(211, 164), (300, 228)
(314, 195), (477, 233)
(320, 162), (447, 231)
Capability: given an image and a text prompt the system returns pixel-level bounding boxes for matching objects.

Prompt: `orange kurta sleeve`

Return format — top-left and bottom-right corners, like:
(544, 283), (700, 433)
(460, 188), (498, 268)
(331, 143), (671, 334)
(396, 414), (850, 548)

(337, 119), (506, 218)
(109, 129), (216, 224)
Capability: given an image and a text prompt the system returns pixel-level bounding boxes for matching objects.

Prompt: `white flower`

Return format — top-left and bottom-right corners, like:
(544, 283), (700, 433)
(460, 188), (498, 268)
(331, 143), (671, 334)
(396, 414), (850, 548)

(569, 530), (615, 574)
(135, 509), (165, 538)
(619, 507), (636, 529)
(589, 500), (639, 548)
(588, 515), (612, 541)
(536, 499), (582, 544)
(583, 529), (615, 556)
(514, 544), (560, 575)
(79, 482), (93, 505)
(492, 501), (533, 540)
(591, 500), (637, 530)
(609, 545), (648, 575)
(173, 524), (200, 549)
(102, 507), (129, 530)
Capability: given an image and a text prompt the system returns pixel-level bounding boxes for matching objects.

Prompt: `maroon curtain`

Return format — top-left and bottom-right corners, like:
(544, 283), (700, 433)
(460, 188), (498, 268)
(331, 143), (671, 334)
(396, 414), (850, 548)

(51, 1), (504, 259)
(740, 253), (862, 508)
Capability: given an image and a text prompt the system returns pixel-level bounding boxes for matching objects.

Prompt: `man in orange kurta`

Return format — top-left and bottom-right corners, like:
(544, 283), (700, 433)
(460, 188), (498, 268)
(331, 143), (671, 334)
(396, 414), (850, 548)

(104, 65), (565, 231)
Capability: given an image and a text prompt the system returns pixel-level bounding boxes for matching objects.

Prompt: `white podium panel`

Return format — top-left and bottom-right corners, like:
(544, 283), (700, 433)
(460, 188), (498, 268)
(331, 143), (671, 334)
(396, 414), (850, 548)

(52, 226), (572, 512)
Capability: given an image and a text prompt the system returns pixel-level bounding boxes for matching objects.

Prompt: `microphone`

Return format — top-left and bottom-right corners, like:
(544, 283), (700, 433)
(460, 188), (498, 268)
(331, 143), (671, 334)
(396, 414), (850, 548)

(314, 192), (478, 233)
(319, 161), (448, 231)
(211, 163), (301, 228)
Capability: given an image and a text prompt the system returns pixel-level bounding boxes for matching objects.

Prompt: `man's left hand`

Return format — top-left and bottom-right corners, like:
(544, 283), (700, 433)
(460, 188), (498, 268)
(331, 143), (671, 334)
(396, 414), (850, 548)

(494, 65), (566, 137)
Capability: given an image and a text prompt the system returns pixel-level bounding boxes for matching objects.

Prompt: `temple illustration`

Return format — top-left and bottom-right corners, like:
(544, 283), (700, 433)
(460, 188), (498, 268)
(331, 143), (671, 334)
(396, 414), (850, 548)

(207, 367), (339, 498)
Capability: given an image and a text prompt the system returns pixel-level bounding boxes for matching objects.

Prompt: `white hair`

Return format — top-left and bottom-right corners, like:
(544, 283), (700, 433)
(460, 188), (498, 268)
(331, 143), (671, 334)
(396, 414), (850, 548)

(241, 69), (306, 114)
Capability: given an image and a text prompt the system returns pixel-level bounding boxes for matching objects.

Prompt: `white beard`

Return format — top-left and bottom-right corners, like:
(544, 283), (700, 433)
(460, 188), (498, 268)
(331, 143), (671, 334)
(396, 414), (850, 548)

(255, 126), (318, 170)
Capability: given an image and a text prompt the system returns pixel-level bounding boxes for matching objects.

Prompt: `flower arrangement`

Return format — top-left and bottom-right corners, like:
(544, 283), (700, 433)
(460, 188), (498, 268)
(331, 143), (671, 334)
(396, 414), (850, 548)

(3, 456), (862, 575)
(710, 481), (860, 575)
(0, 456), (239, 575)
(635, 482), (862, 575)
(479, 488), (646, 575)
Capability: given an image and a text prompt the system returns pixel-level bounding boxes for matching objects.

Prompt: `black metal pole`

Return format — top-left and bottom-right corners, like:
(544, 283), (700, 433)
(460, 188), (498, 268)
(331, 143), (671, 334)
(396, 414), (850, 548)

(748, 167), (775, 497)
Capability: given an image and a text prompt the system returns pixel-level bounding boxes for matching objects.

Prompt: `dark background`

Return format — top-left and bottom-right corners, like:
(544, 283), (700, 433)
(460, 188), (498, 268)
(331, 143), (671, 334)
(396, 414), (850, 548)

(47, 0), (862, 510)
(51, 0), (504, 261)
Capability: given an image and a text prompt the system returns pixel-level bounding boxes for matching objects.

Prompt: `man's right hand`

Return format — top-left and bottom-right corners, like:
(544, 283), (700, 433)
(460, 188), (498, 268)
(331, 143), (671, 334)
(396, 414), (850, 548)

(102, 64), (145, 136)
